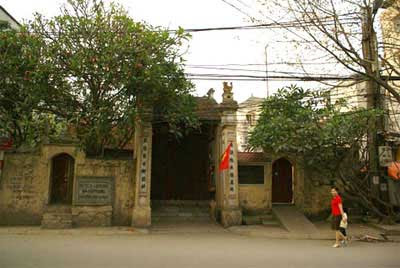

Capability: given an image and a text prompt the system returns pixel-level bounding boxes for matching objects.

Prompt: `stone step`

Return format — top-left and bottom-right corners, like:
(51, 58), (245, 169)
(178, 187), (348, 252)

(44, 205), (72, 213)
(41, 212), (72, 229)
(152, 216), (211, 223)
(152, 206), (209, 211)
(151, 200), (212, 223)
(242, 214), (281, 226)
(261, 219), (281, 227)
(151, 199), (210, 220)
(152, 200), (210, 207)
(41, 205), (73, 229)
(152, 211), (210, 217)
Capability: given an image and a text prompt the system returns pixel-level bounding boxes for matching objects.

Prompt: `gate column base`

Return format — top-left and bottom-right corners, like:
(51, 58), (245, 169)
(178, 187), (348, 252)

(221, 208), (242, 227)
(132, 206), (151, 228)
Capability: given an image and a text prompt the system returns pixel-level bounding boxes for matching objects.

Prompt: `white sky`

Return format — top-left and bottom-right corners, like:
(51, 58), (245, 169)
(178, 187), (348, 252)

(0, 0), (321, 103)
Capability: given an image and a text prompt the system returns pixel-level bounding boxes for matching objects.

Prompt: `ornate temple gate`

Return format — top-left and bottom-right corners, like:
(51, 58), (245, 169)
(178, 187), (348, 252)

(131, 83), (242, 227)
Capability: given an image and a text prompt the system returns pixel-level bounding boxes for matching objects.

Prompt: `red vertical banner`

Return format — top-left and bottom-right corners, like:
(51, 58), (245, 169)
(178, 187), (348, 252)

(219, 143), (232, 172)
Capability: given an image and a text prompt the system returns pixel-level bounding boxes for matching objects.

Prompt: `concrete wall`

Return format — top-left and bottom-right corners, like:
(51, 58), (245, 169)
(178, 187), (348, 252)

(76, 158), (134, 226)
(0, 151), (45, 225)
(0, 144), (135, 226)
(238, 162), (270, 213)
(239, 185), (270, 212)
(237, 154), (318, 215)
(302, 169), (333, 217)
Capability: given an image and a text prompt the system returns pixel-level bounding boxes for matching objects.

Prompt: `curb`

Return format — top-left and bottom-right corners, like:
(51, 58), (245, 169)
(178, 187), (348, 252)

(0, 227), (150, 236)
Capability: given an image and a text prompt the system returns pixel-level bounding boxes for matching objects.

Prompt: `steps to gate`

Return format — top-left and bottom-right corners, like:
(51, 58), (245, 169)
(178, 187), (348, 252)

(41, 205), (72, 229)
(151, 200), (211, 223)
(241, 211), (281, 227)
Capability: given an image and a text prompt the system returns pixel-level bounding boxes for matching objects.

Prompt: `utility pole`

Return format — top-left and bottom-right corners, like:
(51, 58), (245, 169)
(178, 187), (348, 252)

(265, 44), (269, 98)
(361, 3), (381, 198)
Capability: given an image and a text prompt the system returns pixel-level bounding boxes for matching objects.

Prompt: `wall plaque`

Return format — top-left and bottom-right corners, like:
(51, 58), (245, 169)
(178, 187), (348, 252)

(74, 176), (114, 205)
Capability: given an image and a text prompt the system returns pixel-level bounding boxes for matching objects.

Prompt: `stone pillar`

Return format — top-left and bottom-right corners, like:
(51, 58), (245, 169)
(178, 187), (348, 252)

(131, 118), (152, 228)
(218, 82), (242, 227)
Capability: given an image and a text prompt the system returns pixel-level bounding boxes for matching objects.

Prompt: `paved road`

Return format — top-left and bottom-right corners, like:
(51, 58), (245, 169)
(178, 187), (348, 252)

(0, 231), (399, 268)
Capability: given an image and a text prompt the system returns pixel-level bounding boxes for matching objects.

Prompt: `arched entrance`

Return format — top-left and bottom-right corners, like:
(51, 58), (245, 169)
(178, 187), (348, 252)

(50, 153), (75, 204)
(272, 158), (293, 203)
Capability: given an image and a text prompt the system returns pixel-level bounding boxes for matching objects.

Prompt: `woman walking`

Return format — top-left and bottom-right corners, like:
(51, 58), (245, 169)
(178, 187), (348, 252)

(331, 187), (346, 248)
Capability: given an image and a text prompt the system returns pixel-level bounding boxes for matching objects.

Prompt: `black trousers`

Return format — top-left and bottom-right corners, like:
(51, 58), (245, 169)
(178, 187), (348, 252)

(339, 227), (347, 237)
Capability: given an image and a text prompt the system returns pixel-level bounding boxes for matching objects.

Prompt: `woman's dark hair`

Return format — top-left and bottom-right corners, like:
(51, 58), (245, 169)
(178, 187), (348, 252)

(331, 186), (339, 192)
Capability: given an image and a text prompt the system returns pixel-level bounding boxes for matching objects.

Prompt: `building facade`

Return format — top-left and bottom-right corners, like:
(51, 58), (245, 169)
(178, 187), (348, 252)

(236, 96), (263, 152)
(0, 82), (334, 228)
(0, 6), (20, 30)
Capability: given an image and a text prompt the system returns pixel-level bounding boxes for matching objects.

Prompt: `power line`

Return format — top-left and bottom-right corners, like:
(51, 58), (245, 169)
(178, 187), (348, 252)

(186, 66), (350, 76)
(187, 62), (342, 67)
(178, 18), (359, 33)
(23, 15), (360, 35)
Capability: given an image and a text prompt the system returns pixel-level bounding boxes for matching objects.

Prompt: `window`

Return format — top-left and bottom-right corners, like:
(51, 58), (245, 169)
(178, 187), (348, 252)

(238, 165), (264, 184)
(246, 114), (255, 125)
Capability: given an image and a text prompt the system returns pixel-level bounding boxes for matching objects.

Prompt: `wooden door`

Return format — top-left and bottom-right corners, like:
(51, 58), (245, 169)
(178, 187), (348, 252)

(50, 154), (74, 204)
(272, 158), (293, 203)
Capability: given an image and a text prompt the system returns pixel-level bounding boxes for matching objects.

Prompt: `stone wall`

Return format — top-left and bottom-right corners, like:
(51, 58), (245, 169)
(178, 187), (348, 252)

(72, 206), (112, 227)
(0, 144), (135, 226)
(76, 158), (134, 226)
(302, 169), (332, 217)
(239, 185), (270, 213)
(0, 151), (45, 225)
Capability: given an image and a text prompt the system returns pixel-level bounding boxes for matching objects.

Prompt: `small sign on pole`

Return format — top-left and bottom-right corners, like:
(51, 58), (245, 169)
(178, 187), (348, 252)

(372, 175), (380, 185)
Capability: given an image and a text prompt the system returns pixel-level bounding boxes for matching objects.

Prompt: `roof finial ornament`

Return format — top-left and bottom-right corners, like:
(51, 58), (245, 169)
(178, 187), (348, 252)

(207, 88), (215, 100)
(222, 81), (234, 103)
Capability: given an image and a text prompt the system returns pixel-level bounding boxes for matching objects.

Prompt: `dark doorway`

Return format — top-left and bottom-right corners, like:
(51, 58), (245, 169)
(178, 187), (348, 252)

(151, 123), (214, 201)
(272, 158), (293, 203)
(50, 153), (75, 204)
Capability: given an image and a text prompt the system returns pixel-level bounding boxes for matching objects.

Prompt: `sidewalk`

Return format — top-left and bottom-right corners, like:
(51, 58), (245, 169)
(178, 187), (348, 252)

(0, 222), (399, 241)
(228, 221), (400, 241)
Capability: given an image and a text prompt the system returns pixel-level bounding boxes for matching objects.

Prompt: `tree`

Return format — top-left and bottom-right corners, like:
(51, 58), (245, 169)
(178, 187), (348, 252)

(1, 0), (198, 154)
(247, 0), (400, 101)
(249, 85), (398, 222)
(0, 24), (60, 147)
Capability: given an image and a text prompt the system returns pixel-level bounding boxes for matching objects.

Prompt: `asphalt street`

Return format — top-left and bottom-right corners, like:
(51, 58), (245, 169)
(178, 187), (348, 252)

(0, 231), (399, 268)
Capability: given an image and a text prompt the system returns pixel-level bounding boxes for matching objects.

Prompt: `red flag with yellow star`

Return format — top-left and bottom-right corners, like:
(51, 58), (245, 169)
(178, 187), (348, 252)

(219, 143), (232, 172)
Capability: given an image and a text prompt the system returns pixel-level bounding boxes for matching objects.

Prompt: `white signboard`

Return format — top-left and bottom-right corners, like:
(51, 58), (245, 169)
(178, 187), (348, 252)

(379, 146), (393, 167)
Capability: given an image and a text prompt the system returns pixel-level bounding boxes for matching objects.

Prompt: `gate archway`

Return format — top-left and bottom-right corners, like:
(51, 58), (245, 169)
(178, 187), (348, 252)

(50, 153), (75, 204)
(272, 158), (293, 203)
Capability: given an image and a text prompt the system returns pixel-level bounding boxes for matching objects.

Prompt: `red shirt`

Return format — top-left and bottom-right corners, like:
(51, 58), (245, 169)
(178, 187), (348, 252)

(331, 195), (342, 216)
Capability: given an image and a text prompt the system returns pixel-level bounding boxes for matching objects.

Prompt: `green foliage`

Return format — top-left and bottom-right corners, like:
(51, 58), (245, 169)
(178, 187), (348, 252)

(0, 26), (56, 147)
(0, 0), (197, 154)
(249, 85), (381, 175)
